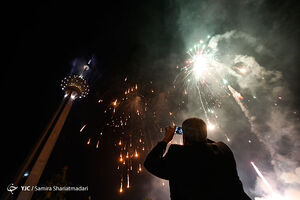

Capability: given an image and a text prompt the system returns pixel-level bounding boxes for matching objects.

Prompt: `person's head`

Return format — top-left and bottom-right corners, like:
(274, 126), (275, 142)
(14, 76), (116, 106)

(182, 117), (207, 144)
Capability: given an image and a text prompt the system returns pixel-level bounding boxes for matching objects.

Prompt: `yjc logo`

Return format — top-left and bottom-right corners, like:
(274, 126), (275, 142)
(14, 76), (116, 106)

(7, 183), (18, 194)
(20, 186), (31, 191)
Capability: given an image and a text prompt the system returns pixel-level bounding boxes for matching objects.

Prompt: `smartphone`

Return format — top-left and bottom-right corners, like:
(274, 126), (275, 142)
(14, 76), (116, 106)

(175, 126), (183, 135)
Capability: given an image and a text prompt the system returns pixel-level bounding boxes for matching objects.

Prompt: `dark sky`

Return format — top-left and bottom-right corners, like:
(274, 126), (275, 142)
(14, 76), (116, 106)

(1, 0), (300, 199)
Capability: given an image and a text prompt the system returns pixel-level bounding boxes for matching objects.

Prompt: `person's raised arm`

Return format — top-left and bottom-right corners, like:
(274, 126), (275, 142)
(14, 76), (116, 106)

(144, 126), (175, 180)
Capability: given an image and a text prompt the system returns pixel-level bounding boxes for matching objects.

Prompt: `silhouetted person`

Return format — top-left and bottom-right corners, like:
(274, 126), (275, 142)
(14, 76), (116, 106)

(144, 117), (251, 200)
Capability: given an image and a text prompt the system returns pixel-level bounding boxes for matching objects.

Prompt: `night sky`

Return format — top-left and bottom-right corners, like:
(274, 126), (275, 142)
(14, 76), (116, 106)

(2, 0), (300, 200)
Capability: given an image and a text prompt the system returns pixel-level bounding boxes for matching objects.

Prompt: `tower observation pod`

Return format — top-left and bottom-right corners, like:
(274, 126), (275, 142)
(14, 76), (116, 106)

(16, 73), (89, 200)
(61, 75), (90, 99)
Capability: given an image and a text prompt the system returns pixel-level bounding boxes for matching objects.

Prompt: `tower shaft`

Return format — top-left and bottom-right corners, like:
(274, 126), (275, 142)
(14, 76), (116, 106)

(17, 95), (74, 200)
(2, 97), (68, 200)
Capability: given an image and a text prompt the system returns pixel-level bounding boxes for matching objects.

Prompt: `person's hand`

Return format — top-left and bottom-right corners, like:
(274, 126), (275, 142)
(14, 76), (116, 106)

(162, 126), (176, 143)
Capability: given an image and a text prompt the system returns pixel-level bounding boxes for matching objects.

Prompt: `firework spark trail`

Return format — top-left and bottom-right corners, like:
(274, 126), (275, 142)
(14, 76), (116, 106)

(227, 85), (275, 155)
(119, 178), (123, 193)
(250, 161), (284, 200)
(228, 85), (250, 119)
(127, 173), (130, 188)
(196, 84), (209, 121)
(80, 124), (87, 132)
(251, 161), (275, 194)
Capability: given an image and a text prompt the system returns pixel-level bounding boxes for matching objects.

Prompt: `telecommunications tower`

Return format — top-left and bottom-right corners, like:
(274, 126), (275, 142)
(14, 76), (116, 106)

(16, 65), (90, 200)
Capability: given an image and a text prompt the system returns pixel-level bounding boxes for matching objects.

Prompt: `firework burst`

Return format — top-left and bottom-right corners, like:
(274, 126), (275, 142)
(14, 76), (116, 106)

(175, 35), (238, 141)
